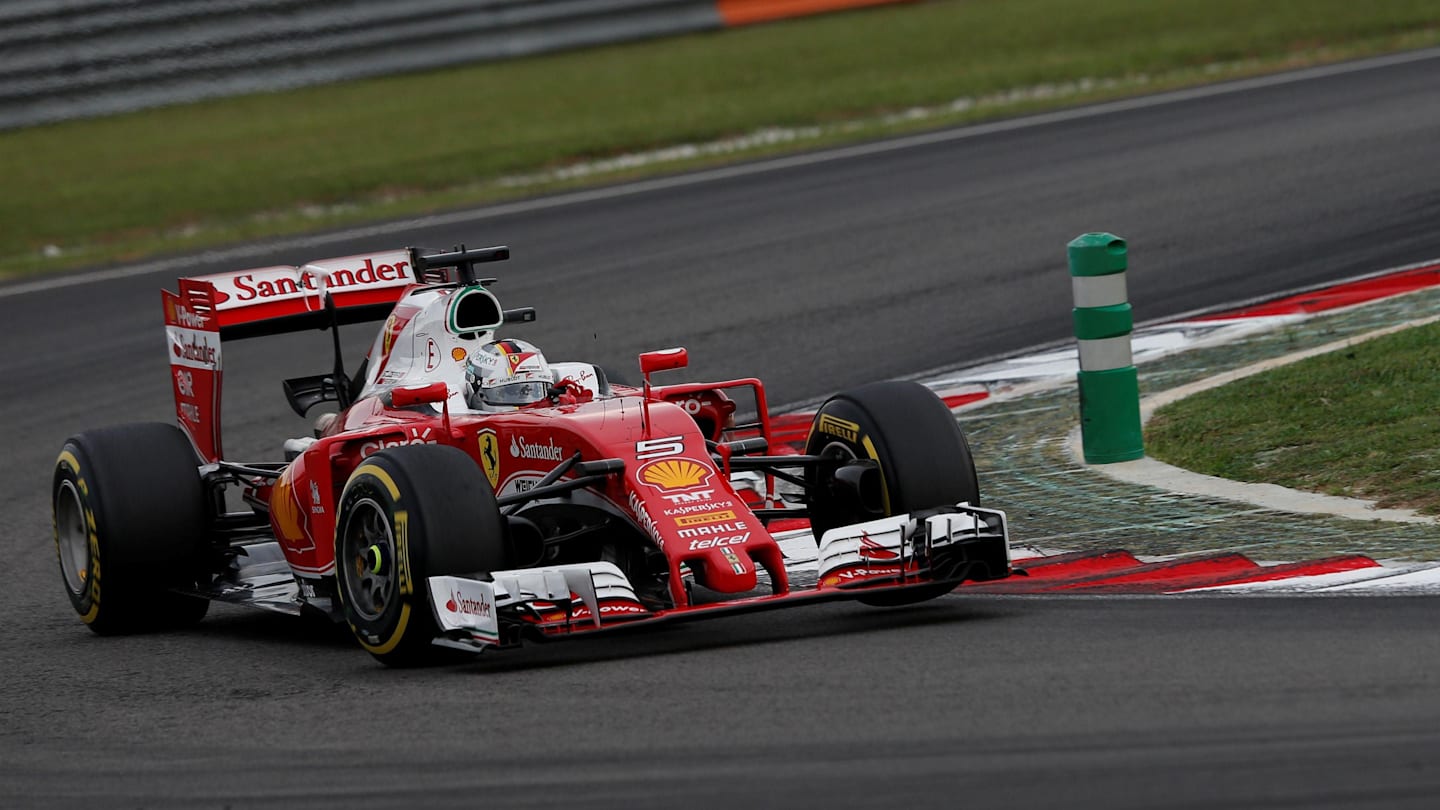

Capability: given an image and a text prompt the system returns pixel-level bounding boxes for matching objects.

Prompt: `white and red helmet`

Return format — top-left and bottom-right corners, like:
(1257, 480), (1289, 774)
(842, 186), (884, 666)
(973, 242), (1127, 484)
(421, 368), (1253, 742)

(466, 338), (554, 408)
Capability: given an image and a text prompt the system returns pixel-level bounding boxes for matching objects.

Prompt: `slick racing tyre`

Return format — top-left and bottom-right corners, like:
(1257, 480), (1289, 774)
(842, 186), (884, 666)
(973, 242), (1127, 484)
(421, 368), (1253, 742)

(335, 444), (510, 667)
(52, 423), (211, 634)
(803, 381), (980, 606)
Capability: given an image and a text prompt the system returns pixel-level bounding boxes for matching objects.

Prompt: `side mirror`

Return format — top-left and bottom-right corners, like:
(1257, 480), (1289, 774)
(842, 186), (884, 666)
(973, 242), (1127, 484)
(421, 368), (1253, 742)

(503, 307), (537, 324)
(390, 382), (449, 408)
(638, 348), (688, 435)
(638, 347), (688, 376)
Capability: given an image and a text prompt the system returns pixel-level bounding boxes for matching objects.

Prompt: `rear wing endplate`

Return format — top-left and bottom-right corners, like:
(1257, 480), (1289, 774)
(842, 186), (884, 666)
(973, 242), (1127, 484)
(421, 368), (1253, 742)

(160, 245), (508, 461)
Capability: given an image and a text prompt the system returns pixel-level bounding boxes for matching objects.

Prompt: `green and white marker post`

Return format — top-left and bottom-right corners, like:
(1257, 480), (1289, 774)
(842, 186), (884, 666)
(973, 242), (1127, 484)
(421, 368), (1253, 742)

(1069, 232), (1144, 463)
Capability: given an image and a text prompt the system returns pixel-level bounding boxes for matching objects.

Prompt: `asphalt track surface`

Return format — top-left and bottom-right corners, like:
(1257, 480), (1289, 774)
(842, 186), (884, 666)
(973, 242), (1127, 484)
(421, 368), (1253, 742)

(5, 50), (1440, 809)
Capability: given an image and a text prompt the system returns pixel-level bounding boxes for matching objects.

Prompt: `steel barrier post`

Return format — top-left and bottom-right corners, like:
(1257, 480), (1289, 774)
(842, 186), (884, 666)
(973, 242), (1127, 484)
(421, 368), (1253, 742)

(1069, 232), (1144, 463)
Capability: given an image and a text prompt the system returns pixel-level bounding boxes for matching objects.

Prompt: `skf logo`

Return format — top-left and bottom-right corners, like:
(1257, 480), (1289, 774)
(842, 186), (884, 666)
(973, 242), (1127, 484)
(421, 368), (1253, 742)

(477, 429), (501, 489)
(817, 414), (860, 443)
(638, 458), (713, 492)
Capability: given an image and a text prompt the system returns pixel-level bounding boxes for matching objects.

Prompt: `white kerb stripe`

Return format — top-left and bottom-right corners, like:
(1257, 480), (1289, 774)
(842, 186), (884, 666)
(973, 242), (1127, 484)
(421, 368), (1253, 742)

(1072, 273), (1128, 309)
(1078, 336), (1133, 371)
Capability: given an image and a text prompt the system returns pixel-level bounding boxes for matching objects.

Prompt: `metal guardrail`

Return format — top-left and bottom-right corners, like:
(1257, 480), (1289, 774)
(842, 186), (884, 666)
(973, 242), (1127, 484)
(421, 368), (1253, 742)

(0, 0), (723, 130)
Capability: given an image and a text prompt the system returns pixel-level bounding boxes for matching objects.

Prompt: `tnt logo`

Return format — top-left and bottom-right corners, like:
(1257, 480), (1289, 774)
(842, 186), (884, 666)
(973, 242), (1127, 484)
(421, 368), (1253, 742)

(660, 489), (715, 505)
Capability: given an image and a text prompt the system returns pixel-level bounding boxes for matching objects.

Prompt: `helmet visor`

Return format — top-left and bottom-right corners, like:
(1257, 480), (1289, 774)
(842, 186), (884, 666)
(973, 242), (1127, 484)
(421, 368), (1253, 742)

(483, 380), (550, 406)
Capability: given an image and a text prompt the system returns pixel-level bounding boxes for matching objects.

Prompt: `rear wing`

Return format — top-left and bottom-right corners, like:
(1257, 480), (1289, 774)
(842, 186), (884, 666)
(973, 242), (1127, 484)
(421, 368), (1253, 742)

(162, 245), (508, 462)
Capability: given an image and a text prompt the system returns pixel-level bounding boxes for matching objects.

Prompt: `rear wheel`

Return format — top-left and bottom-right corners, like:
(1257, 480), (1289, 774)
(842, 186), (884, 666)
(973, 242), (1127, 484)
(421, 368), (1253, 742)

(804, 381), (979, 605)
(335, 444), (510, 667)
(52, 423), (211, 634)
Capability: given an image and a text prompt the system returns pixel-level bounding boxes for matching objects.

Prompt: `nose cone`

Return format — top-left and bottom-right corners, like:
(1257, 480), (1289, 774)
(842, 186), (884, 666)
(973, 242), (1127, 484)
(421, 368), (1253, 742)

(693, 546), (758, 593)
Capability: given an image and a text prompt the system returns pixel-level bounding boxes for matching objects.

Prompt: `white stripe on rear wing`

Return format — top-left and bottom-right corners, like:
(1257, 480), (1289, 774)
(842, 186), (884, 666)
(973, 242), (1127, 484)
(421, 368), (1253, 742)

(183, 249), (419, 333)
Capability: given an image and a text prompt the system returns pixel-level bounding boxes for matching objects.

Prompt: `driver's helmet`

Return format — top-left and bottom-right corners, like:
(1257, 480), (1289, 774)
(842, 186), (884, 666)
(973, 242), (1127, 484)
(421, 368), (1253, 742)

(466, 338), (554, 409)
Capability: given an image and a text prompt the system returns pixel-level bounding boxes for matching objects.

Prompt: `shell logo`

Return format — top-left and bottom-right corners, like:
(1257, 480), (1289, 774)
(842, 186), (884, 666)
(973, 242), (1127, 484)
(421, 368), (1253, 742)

(638, 458), (712, 492)
(380, 314), (400, 355)
(268, 467), (314, 553)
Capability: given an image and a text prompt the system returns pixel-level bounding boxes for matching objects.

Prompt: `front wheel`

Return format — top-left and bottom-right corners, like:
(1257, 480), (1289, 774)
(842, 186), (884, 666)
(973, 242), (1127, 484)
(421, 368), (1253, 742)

(335, 444), (511, 667)
(804, 381), (980, 605)
(52, 423), (211, 634)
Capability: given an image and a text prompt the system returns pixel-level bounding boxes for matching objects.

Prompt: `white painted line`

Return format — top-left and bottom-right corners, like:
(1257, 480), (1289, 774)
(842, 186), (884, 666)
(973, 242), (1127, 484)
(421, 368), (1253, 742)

(926, 317), (1301, 389)
(1322, 565), (1440, 592)
(1176, 566), (1417, 594)
(1144, 255), (1440, 328)
(5, 46), (1438, 301)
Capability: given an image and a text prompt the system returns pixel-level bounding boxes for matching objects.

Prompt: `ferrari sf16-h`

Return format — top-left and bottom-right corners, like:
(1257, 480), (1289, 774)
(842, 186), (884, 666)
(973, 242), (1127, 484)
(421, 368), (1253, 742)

(51, 244), (1010, 666)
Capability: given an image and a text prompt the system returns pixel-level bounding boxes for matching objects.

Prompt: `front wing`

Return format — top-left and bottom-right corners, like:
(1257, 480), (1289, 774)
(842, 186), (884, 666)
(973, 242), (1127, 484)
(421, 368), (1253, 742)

(428, 503), (1010, 653)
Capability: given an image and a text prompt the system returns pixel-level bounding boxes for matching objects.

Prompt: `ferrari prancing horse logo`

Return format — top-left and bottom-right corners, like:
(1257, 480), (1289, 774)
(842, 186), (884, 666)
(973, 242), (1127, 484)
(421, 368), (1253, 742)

(477, 429), (500, 489)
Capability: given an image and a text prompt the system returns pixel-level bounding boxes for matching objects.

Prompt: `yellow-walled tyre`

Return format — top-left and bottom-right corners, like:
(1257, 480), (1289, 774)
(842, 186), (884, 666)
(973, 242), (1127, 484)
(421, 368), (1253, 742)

(803, 381), (980, 606)
(335, 444), (508, 667)
(52, 423), (211, 634)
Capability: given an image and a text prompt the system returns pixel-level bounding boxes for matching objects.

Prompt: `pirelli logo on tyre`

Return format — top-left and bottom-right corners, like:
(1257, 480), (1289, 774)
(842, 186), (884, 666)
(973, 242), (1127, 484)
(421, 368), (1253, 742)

(816, 414), (860, 443)
(674, 510), (737, 528)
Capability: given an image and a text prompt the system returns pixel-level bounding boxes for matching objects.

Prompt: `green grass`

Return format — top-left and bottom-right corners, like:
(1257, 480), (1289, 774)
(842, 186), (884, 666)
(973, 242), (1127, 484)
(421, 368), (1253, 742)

(1146, 321), (1440, 514)
(2, 0), (1438, 276)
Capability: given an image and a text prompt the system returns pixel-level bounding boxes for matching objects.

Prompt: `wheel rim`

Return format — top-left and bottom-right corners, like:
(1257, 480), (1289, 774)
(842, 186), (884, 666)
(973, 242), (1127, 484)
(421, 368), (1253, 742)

(814, 440), (862, 529)
(338, 498), (397, 622)
(817, 440), (858, 464)
(817, 441), (861, 497)
(54, 480), (90, 596)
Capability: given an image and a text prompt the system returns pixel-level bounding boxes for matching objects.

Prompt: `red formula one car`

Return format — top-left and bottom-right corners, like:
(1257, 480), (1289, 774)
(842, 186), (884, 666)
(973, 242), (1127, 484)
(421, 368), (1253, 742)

(51, 245), (1011, 666)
